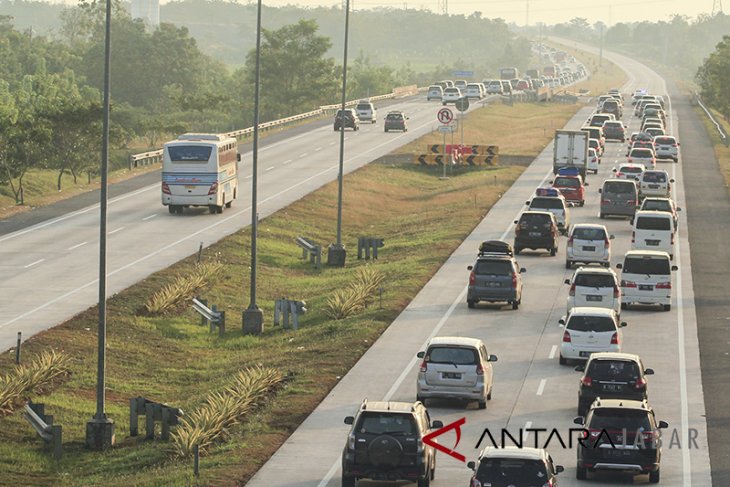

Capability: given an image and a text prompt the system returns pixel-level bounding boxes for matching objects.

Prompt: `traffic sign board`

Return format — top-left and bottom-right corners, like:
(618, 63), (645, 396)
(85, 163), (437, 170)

(453, 70), (474, 78)
(455, 97), (469, 112)
(437, 107), (454, 124)
(438, 124), (455, 134)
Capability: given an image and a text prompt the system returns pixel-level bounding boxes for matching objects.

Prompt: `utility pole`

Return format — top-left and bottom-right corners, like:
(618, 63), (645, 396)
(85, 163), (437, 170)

(599, 23), (604, 67)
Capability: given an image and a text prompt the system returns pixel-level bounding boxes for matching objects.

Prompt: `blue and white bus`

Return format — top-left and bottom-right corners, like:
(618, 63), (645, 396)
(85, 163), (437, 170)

(161, 133), (240, 214)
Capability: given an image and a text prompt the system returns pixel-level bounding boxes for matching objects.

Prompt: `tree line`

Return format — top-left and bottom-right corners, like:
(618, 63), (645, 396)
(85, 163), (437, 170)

(0, 1), (532, 204)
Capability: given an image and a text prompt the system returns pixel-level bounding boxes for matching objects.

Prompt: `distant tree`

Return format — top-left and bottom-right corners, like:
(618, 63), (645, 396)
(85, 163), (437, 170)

(696, 35), (730, 118)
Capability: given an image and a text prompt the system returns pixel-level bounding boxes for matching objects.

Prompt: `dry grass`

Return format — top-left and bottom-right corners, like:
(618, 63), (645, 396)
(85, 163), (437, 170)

(695, 104), (730, 193)
(325, 266), (385, 319)
(0, 351), (71, 415)
(144, 260), (224, 315)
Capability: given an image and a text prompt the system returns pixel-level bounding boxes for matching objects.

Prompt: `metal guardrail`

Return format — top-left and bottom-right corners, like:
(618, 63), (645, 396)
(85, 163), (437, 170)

(695, 93), (729, 147)
(274, 298), (307, 330)
(192, 297), (225, 336)
(129, 86), (418, 168)
(23, 402), (62, 460)
(129, 396), (184, 440)
(295, 236), (321, 268)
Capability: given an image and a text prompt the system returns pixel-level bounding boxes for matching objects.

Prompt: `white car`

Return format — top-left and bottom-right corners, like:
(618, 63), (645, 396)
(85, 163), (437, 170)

(640, 197), (680, 231)
(612, 162), (646, 181)
(442, 87), (462, 105)
(628, 147), (656, 168)
(355, 101), (377, 124)
(559, 307), (626, 365)
(565, 267), (621, 316)
(638, 169), (673, 198)
(465, 83), (483, 99)
(566, 224), (613, 268)
(631, 210), (675, 259)
(587, 147), (600, 174)
(427, 85), (444, 101)
(617, 250), (677, 311)
(526, 188), (571, 235)
(653, 135), (680, 162)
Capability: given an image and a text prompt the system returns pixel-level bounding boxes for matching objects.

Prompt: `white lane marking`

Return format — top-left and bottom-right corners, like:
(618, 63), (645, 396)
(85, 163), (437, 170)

(245, 175), (253, 179)
(266, 166), (275, 172)
(142, 214), (157, 221)
(523, 421), (533, 443)
(68, 241), (87, 251)
(109, 227), (125, 235)
(24, 259), (45, 269)
(536, 379), (546, 396)
(283, 159), (293, 165)
(300, 153), (309, 157)
(314, 147), (323, 152)
(329, 141), (336, 146)
(548, 345), (557, 359)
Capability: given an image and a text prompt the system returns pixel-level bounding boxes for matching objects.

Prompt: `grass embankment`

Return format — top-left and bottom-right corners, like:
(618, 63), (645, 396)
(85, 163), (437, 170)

(695, 104), (730, 194)
(0, 50), (626, 486)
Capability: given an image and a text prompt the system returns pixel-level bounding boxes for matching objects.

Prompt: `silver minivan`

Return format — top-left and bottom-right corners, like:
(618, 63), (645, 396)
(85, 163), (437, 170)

(617, 250), (677, 311)
(599, 179), (639, 219)
(416, 336), (497, 409)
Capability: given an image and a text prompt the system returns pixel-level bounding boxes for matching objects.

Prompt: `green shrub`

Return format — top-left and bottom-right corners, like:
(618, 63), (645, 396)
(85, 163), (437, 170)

(325, 266), (385, 319)
(0, 350), (71, 415)
(144, 261), (224, 315)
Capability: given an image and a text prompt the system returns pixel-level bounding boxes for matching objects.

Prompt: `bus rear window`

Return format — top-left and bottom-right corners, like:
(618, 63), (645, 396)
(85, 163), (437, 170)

(168, 146), (213, 162)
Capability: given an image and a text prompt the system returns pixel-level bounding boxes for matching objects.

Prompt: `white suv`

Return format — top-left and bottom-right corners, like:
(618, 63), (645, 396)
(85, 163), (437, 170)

(565, 267), (621, 316)
(355, 101), (377, 124)
(638, 169), (673, 198)
(559, 307), (626, 365)
(653, 135), (680, 162)
(566, 224), (613, 268)
(617, 250), (677, 311)
(442, 87), (462, 105)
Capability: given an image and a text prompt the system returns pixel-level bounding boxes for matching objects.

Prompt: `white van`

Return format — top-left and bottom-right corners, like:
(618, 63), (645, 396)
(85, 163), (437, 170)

(616, 250), (677, 311)
(631, 210), (675, 258)
(355, 100), (377, 123)
(639, 169), (673, 198)
(162, 133), (240, 214)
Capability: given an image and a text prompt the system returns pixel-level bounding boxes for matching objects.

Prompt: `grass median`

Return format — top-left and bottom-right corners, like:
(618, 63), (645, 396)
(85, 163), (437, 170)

(0, 55), (626, 486)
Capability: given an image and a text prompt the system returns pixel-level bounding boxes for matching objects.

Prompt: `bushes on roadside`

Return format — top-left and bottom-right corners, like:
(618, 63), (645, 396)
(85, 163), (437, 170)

(325, 266), (385, 320)
(144, 260), (224, 315)
(0, 350), (71, 415)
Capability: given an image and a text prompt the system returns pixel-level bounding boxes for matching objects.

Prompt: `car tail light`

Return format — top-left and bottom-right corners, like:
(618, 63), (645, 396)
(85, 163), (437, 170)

(621, 280), (637, 288)
(563, 330), (571, 343)
(347, 433), (356, 450)
(542, 480), (555, 487)
(162, 182), (171, 195)
(420, 360), (428, 373)
(567, 235), (574, 247)
(511, 273), (518, 289)
(672, 143), (678, 147)
(476, 364), (484, 375)
(616, 171), (624, 177)
(208, 182), (218, 195)
(601, 199), (610, 205)
(611, 332), (619, 345)
(471, 479), (481, 487)
(569, 282), (576, 296)
(581, 376), (593, 387)
(627, 158), (633, 162)
(671, 232), (675, 245)
(469, 271), (476, 285)
(656, 281), (671, 289)
(613, 285), (620, 299)
(635, 377), (647, 390)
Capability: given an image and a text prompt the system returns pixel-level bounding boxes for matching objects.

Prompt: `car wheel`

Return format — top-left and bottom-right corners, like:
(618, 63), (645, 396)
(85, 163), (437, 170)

(168, 205), (176, 214)
(478, 400), (487, 410)
(621, 302), (628, 310)
(430, 455), (436, 480)
(514, 247), (521, 255)
(559, 355), (567, 366)
(663, 304), (671, 312)
(467, 300), (475, 309)
(342, 475), (357, 487)
(565, 260), (572, 269)
(487, 387), (492, 400)
(550, 247), (557, 257)
(580, 200), (585, 207)
(649, 468), (660, 483)
(417, 475), (431, 487)
(576, 466), (587, 480)
(384, 128), (388, 132)
(512, 300), (519, 310)
(208, 205), (217, 214)
(599, 213), (605, 219)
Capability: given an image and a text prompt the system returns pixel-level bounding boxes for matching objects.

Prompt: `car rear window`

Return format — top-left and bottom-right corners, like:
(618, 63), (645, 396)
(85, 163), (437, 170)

(588, 360), (640, 381)
(519, 213), (552, 226)
(623, 256), (671, 274)
(356, 103), (372, 110)
(573, 227), (606, 240)
(575, 273), (615, 288)
(475, 458), (548, 483)
(588, 408), (651, 431)
(636, 216), (671, 231)
(530, 197), (564, 209)
(642, 200), (671, 212)
(654, 137), (675, 145)
(474, 260), (512, 275)
(603, 182), (635, 194)
(630, 149), (653, 158)
(642, 172), (667, 183)
(386, 113), (403, 120)
(167, 146), (213, 162)
(566, 315), (616, 332)
(604, 121), (622, 128)
(357, 412), (417, 435)
(426, 346), (478, 365)
(555, 177), (580, 187)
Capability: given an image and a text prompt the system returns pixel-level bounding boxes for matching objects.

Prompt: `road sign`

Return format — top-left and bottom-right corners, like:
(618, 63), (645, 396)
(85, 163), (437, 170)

(455, 97), (469, 112)
(437, 107), (454, 124)
(453, 70), (474, 78)
(438, 124), (456, 134)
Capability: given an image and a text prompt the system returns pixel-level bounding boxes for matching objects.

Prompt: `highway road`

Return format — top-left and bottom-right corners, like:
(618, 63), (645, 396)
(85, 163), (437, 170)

(245, 47), (713, 485)
(0, 94), (496, 352)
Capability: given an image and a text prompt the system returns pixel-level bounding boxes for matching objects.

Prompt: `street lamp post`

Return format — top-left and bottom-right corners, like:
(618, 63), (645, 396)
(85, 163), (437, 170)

(243, 0), (265, 334)
(327, 0), (350, 267)
(86, 0), (115, 449)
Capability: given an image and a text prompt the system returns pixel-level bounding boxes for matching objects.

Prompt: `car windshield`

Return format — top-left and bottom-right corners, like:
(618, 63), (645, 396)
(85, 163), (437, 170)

(357, 412), (417, 435)
(642, 172), (667, 183)
(574, 273), (615, 288)
(604, 182), (635, 194)
(427, 346), (478, 365)
(623, 256), (671, 274)
(636, 216), (671, 231)
(589, 408), (651, 431)
(588, 360), (640, 381)
(555, 177), (580, 187)
(573, 227), (606, 240)
(531, 197), (564, 209)
(566, 315), (616, 332)
(474, 260), (512, 275)
(475, 458), (549, 483)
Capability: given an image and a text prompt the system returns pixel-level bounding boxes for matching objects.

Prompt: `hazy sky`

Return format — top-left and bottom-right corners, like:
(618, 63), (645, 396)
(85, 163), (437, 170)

(219, 0), (716, 25)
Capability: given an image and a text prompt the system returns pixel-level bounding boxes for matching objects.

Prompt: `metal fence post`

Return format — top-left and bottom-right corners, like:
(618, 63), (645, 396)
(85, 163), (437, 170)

(218, 311), (226, 336)
(15, 332), (21, 365)
(274, 299), (281, 326)
(210, 305), (218, 334)
(145, 403), (155, 439)
(52, 424), (62, 460)
(130, 397), (139, 436)
(198, 298), (207, 326)
(290, 301), (299, 330)
(193, 444), (200, 476)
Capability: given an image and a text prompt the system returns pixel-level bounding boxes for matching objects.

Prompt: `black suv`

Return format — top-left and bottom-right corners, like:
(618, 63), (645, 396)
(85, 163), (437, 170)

(334, 108), (359, 131)
(574, 398), (667, 483)
(575, 352), (654, 415)
(467, 240), (525, 310)
(513, 211), (559, 256)
(342, 400), (442, 487)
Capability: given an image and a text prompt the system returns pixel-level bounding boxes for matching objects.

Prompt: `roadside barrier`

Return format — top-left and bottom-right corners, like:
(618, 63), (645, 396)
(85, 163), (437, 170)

(23, 401), (62, 460)
(192, 297), (225, 336)
(274, 298), (307, 330)
(695, 92), (729, 147)
(129, 396), (184, 440)
(296, 236), (322, 269)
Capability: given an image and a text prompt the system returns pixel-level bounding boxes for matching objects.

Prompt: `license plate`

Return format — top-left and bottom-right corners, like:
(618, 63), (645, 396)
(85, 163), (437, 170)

(602, 384), (619, 392)
(442, 372), (462, 379)
(486, 282), (502, 287)
(646, 240), (660, 246)
(587, 295), (602, 302)
(639, 284), (653, 291)
(605, 448), (630, 458)
(529, 232), (542, 237)
(185, 185), (195, 190)
(582, 246), (596, 251)
(649, 184), (659, 189)
(579, 351), (593, 358)
(614, 201), (625, 206)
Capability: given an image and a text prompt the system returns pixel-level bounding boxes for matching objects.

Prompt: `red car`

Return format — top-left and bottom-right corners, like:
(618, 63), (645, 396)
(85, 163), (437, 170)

(552, 175), (585, 206)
